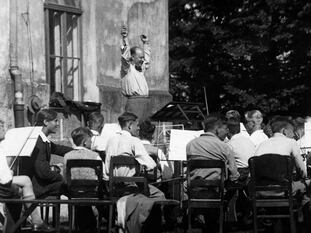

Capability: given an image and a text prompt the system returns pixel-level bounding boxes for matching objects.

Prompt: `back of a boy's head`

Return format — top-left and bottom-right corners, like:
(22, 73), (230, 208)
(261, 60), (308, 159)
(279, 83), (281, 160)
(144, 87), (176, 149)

(203, 114), (223, 132)
(139, 120), (155, 141)
(118, 112), (138, 129)
(270, 119), (293, 134)
(88, 112), (104, 127)
(227, 119), (241, 135)
(71, 127), (93, 146)
(226, 110), (241, 122)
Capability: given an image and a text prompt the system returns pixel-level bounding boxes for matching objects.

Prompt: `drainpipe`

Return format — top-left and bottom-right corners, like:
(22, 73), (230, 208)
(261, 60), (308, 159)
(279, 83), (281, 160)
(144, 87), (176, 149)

(9, 0), (24, 127)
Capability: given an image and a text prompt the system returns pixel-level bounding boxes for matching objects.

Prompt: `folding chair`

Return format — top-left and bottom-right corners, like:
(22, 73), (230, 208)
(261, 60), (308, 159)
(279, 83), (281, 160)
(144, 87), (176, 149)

(248, 154), (297, 233)
(66, 159), (109, 233)
(187, 159), (226, 233)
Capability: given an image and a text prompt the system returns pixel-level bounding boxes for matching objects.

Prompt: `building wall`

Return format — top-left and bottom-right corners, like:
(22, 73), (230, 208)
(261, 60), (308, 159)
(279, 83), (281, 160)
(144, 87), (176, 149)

(0, 0), (171, 131)
(0, 0), (12, 131)
(82, 0), (171, 122)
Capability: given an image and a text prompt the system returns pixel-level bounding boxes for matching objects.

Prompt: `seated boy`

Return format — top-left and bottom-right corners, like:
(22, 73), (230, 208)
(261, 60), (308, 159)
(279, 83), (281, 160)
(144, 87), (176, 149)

(63, 127), (102, 233)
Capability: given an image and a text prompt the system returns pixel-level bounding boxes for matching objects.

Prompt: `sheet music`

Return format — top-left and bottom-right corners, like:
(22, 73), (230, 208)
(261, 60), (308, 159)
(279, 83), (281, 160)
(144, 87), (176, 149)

(168, 129), (203, 161)
(0, 127), (42, 157)
(302, 122), (311, 153)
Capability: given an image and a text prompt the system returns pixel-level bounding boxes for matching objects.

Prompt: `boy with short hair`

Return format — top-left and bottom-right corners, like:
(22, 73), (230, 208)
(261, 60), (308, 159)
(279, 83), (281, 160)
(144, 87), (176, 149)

(63, 127), (102, 233)
(30, 109), (73, 198)
(63, 127), (102, 181)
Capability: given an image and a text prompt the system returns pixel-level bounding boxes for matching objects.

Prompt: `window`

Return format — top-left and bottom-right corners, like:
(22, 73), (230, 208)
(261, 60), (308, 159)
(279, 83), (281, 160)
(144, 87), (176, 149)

(45, 3), (82, 100)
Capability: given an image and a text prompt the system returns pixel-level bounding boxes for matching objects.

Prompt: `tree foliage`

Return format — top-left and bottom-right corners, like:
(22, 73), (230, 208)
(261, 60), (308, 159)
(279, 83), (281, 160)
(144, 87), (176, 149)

(169, 0), (311, 115)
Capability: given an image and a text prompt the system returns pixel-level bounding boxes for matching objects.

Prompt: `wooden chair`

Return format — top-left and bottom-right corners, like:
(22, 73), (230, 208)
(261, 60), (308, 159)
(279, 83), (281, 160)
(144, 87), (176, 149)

(145, 153), (159, 183)
(109, 155), (149, 198)
(109, 155), (179, 232)
(248, 154), (296, 233)
(186, 159), (226, 233)
(66, 159), (111, 233)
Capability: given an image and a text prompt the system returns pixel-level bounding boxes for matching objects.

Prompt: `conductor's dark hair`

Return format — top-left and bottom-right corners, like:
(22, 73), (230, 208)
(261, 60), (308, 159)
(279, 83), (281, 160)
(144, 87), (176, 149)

(139, 120), (156, 141)
(71, 127), (93, 146)
(35, 109), (58, 126)
(130, 46), (142, 56)
(118, 112), (138, 129)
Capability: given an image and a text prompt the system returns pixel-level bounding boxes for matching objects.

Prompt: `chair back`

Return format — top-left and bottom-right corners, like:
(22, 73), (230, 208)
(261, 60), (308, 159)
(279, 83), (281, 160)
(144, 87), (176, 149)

(187, 158), (226, 200)
(109, 155), (149, 198)
(248, 154), (293, 196)
(146, 153), (158, 183)
(95, 150), (106, 162)
(66, 159), (104, 199)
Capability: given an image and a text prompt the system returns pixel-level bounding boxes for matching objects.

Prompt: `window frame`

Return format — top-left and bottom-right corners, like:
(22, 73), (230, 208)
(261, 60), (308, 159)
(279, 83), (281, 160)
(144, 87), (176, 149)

(44, 3), (83, 101)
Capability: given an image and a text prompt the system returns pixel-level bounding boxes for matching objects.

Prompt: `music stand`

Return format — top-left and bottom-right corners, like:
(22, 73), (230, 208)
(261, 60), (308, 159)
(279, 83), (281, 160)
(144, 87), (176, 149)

(0, 127), (42, 174)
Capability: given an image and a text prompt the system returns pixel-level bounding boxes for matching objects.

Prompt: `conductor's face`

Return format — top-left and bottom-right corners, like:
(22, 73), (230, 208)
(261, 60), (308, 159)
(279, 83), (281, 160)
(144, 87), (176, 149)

(45, 118), (59, 134)
(132, 48), (144, 69)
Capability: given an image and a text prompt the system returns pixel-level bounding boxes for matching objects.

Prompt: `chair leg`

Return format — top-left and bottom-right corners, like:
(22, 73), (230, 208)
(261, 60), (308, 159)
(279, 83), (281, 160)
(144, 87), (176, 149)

(252, 200), (258, 233)
(97, 207), (101, 233)
(45, 204), (50, 223)
(52, 205), (56, 225)
(40, 204), (44, 220)
(188, 205), (192, 233)
(289, 203), (296, 233)
(54, 203), (61, 233)
(68, 204), (73, 233)
(108, 204), (113, 233)
(219, 203), (224, 233)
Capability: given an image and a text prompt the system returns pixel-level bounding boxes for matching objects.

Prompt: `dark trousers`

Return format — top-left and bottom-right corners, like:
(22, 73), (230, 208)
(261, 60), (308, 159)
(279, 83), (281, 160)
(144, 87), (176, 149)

(76, 206), (97, 232)
(0, 183), (22, 233)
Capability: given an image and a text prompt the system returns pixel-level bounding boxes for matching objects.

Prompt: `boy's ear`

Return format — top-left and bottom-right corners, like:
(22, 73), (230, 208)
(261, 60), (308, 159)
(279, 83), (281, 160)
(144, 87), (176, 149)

(128, 121), (133, 130)
(281, 128), (286, 136)
(43, 119), (49, 127)
(82, 139), (87, 146)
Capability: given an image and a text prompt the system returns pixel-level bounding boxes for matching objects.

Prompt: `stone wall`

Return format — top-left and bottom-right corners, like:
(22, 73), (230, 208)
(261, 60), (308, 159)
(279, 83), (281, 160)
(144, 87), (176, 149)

(0, 0), (171, 132)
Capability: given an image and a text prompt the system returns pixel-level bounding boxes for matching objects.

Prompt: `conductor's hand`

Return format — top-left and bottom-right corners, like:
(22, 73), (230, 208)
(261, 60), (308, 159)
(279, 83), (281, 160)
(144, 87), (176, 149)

(121, 25), (128, 38)
(140, 34), (149, 43)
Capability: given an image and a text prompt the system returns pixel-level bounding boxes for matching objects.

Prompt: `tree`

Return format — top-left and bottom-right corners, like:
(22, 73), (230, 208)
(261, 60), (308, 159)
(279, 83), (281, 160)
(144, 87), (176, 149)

(169, 0), (311, 115)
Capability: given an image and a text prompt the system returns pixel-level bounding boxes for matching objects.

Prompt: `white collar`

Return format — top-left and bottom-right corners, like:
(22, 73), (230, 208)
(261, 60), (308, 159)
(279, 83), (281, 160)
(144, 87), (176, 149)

(230, 133), (244, 140)
(39, 130), (50, 143)
(251, 129), (263, 135)
(91, 129), (99, 136)
(119, 130), (132, 136)
(273, 132), (286, 138)
(74, 146), (89, 150)
(141, 139), (151, 145)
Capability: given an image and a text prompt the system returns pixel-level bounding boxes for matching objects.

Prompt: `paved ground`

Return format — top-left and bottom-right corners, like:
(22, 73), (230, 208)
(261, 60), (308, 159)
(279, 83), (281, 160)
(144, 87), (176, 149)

(0, 220), (305, 233)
